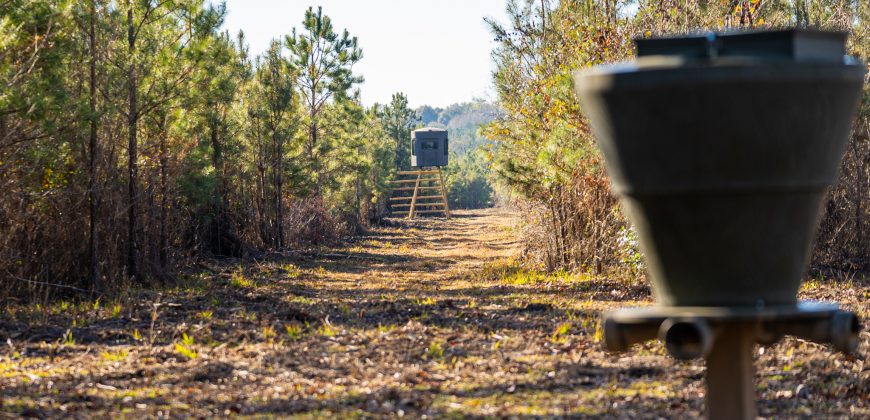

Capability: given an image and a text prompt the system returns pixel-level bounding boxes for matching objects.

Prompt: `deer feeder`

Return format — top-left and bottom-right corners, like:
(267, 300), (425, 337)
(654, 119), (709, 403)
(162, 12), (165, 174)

(573, 29), (865, 419)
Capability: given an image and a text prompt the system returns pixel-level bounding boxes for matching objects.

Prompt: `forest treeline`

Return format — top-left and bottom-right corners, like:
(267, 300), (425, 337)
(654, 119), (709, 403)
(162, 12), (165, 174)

(4, 0), (866, 302)
(0, 1), (497, 301)
(485, 0), (869, 273)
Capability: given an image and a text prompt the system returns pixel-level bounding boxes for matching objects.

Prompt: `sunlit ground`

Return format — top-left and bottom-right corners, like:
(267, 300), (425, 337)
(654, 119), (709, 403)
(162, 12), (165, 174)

(1, 209), (867, 418)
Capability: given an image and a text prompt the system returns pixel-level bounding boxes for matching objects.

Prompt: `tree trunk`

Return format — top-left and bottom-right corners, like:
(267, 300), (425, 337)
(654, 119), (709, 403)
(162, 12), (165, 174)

(158, 114), (168, 269)
(210, 118), (227, 254)
(88, 0), (100, 291)
(852, 131), (865, 258)
(395, 126), (401, 170)
(210, 119), (224, 208)
(275, 133), (284, 248)
(127, 3), (139, 281)
(309, 106), (320, 193)
(355, 145), (362, 220)
(254, 116), (269, 246)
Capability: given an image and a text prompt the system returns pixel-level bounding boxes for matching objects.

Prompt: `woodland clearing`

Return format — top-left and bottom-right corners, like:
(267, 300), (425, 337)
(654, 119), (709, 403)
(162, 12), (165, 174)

(1, 209), (868, 418)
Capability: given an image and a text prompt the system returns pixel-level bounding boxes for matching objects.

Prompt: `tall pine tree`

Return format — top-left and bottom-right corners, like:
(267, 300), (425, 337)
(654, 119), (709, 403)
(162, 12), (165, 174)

(286, 6), (362, 194)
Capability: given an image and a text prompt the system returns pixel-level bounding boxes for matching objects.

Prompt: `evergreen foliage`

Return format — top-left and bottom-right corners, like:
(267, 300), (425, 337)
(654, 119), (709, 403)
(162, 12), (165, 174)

(286, 6), (363, 194)
(486, 0), (869, 272)
(378, 93), (418, 171)
(444, 149), (494, 209)
(0, 3), (394, 301)
(2, 0), (864, 302)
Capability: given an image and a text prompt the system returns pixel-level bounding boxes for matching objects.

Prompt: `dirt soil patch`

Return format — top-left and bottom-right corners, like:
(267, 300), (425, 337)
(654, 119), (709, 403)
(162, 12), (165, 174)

(1, 208), (868, 418)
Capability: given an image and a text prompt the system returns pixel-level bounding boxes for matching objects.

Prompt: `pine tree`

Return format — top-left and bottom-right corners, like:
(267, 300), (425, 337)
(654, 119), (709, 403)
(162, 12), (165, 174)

(250, 40), (298, 248)
(115, 0), (224, 281)
(379, 93), (417, 170)
(286, 6), (362, 194)
(189, 30), (250, 255)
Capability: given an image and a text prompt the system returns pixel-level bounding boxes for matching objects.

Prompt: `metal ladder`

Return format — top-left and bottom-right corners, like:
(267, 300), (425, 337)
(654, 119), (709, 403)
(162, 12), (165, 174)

(388, 168), (450, 219)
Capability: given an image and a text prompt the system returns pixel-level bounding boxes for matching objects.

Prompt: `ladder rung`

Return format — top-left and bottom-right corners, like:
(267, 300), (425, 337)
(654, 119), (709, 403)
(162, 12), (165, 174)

(397, 170), (439, 175)
(415, 203), (447, 207)
(391, 186), (440, 191)
(392, 200), (445, 206)
(414, 209), (447, 214)
(390, 197), (413, 201)
(413, 195), (446, 200)
(390, 178), (436, 183)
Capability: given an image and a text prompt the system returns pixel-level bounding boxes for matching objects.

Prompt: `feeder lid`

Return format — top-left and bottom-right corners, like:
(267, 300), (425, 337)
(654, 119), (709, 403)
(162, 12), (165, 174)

(635, 29), (848, 64)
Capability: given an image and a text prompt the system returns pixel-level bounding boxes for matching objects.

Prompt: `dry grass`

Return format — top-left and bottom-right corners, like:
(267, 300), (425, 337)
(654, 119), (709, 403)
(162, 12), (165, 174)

(0, 208), (868, 418)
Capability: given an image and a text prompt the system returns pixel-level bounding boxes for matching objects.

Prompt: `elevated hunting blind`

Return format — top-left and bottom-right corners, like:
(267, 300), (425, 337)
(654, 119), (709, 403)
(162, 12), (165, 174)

(386, 128), (451, 218)
(411, 128), (448, 167)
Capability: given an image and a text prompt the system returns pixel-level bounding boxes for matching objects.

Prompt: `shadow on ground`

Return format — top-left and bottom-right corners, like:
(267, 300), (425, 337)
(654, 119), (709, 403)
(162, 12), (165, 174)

(1, 209), (867, 418)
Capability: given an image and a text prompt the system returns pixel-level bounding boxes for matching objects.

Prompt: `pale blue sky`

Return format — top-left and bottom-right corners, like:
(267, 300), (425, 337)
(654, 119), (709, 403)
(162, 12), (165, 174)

(220, 1), (508, 108)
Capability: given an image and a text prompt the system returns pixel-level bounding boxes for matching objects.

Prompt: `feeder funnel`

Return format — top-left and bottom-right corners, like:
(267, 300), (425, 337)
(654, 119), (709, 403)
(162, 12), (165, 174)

(574, 29), (865, 419)
(574, 30), (865, 307)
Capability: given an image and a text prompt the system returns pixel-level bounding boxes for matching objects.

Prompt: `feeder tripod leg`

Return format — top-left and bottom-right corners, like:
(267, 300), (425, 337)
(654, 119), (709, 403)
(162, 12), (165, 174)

(705, 322), (756, 420)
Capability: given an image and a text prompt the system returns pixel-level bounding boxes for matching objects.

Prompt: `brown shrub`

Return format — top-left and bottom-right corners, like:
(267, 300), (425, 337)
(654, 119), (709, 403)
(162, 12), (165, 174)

(813, 117), (870, 272)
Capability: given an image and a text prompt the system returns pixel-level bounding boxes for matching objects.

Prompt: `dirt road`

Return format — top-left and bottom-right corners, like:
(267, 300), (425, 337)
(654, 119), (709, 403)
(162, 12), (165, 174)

(1, 208), (867, 418)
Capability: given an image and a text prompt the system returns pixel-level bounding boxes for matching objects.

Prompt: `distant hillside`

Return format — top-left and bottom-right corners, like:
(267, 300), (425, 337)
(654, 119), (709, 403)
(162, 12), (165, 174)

(416, 101), (502, 155)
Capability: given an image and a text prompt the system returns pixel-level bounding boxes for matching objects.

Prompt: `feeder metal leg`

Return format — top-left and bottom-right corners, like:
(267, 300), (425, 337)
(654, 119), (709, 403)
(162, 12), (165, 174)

(705, 322), (756, 420)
